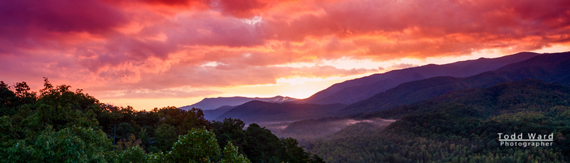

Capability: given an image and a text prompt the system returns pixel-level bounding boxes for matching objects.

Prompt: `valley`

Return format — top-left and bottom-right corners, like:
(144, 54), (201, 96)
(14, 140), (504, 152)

(183, 51), (570, 162)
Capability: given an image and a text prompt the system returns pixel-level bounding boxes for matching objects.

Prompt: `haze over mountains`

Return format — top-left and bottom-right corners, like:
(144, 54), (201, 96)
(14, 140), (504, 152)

(180, 51), (570, 134)
(310, 79), (570, 162)
(180, 96), (297, 110)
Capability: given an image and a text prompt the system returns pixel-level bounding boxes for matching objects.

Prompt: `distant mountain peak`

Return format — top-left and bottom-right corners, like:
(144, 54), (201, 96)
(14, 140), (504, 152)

(179, 95), (297, 110)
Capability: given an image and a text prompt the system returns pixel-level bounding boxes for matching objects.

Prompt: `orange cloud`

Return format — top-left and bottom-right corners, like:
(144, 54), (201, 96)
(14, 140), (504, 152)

(1, 0), (569, 106)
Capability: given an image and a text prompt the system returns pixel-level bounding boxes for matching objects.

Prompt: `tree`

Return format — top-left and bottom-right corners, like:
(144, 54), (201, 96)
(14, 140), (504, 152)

(14, 81), (35, 100)
(155, 124), (177, 152)
(5, 126), (112, 163)
(211, 118), (246, 151)
(1, 79), (321, 162)
(117, 122), (135, 140)
(279, 137), (310, 163)
(165, 127), (221, 162)
(180, 108), (210, 132)
(244, 123), (281, 163)
(0, 82), (17, 116)
(138, 127), (151, 149)
(115, 146), (149, 163)
(116, 134), (142, 151)
(219, 142), (251, 163)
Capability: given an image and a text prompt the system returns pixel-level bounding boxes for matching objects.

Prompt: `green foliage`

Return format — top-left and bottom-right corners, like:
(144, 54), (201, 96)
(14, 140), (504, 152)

(155, 124), (177, 152)
(165, 128), (221, 162)
(5, 126), (112, 163)
(116, 134), (142, 151)
(33, 82), (101, 130)
(117, 122), (135, 139)
(211, 118), (246, 151)
(139, 127), (151, 148)
(244, 123), (282, 162)
(278, 137), (311, 163)
(212, 119), (324, 163)
(115, 146), (149, 163)
(0, 81), (18, 116)
(181, 108), (210, 132)
(0, 79), (321, 162)
(219, 142), (251, 163)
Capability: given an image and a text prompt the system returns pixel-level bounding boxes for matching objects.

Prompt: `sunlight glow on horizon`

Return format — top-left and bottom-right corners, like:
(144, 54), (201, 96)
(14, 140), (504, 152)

(94, 44), (570, 111)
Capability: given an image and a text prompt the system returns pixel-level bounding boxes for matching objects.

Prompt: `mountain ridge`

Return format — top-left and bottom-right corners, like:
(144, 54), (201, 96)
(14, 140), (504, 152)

(179, 95), (297, 110)
(203, 105), (235, 120)
(215, 100), (346, 123)
(217, 51), (570, 123)
(341, 51), (570, 115)
(302, 52), (539, 104)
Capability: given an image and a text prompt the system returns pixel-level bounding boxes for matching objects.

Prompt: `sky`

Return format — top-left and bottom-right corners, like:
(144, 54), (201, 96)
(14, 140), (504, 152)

(1, 0), (570, 110)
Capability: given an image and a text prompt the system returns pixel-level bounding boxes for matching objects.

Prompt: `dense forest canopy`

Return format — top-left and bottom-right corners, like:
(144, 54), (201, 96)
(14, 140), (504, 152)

(308, 79), (570, 162)
(0, 79), (323, 163)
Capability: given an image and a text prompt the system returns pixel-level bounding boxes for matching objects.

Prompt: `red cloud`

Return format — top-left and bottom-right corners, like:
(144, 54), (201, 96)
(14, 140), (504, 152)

(0, 0), (126, 34)
(213, 0), (268, 18)
(0, 0), (128, 59)
(141, 0), (204, 5)
(1, 0), (569, 101)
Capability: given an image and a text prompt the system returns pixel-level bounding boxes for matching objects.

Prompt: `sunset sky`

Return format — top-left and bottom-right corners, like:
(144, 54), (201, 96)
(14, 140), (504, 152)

(1, 0), (569, 110)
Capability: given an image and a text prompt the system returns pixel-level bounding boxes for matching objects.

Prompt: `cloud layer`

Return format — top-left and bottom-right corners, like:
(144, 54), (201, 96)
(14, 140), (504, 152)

(1, 0), (569, 104)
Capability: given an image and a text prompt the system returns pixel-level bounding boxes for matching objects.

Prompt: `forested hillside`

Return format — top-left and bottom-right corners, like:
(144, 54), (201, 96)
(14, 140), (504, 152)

(342, 52), (570, 115)
(309, 79), (570, 162)
(0, 79), (323, 163)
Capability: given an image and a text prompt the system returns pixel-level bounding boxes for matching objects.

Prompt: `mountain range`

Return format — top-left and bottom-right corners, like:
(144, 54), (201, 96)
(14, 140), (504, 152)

(179, 95), (297, 110)
(301, 52), (538, 104)
(182, 51), (570, 126)
(211, 51), (555, 121)
(214, 101), (346, 123)
(342, 51), (570, 115)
